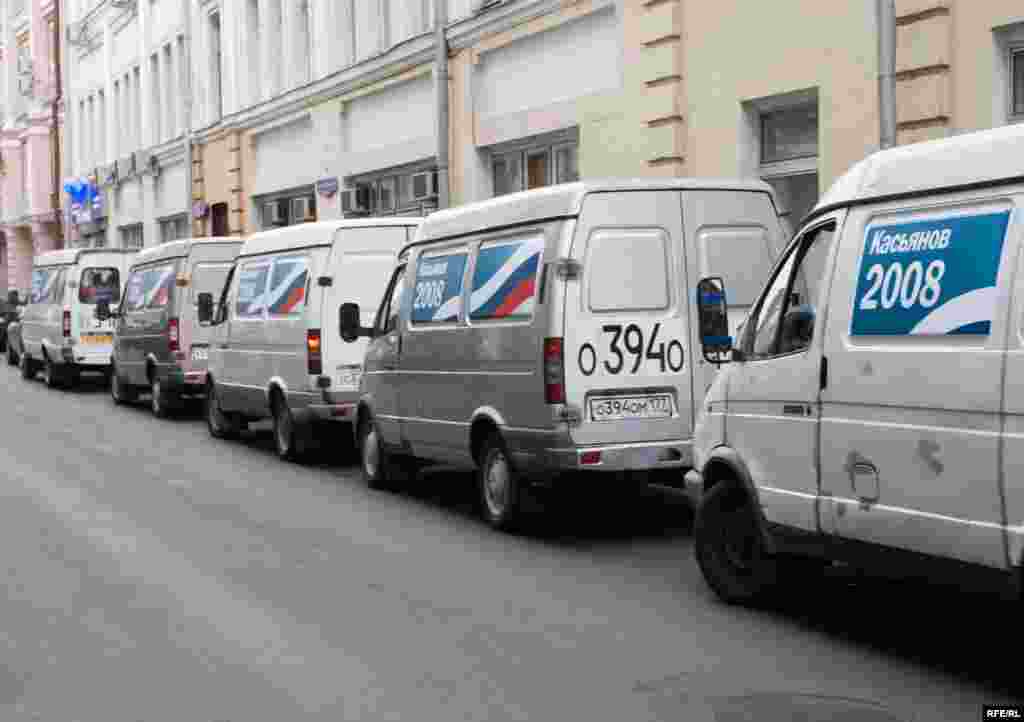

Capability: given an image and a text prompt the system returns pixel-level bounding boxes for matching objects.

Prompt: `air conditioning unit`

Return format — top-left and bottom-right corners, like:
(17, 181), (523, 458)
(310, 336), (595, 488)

(340, 186), (371, 215)
(291, 196), (314, 223)
(262, 201), (285, 227)
(411, 171), (438, 201)
(101, 163), (118, 187)
(133, 150), (151, 175)
(17, 52), (32, 76)
(17, 75), (33, 96)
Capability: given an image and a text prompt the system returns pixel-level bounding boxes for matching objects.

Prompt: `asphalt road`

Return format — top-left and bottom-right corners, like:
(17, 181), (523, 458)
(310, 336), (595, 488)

(0, 362), (1019, 722)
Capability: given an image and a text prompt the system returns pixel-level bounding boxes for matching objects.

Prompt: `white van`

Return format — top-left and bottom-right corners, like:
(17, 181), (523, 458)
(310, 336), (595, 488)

(688, 123), (1024, 604)
(198, 219), (420, 462)
(20, 248), (136, 388)
(337, 179), (786, 530)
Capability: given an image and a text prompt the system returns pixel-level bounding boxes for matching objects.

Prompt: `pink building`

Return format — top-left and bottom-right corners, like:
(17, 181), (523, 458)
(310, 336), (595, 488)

(0, 0), (66, 298)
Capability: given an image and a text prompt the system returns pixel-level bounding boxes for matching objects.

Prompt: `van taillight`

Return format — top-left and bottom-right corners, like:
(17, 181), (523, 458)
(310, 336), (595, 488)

(543, 337), (565, 404)
(62, 310), (71, 338)
(307, 329), (322, 375)
(168, 318), (180, 352)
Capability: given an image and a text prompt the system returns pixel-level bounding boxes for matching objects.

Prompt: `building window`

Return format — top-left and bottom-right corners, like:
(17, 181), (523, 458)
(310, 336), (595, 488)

(343, 167), (439, 218)
(491, 140), (579, 197)
(760, 105), (818, 164)
(120, 224), (144, 249)
(748, 93), (820, 232)
(1012, 48), (1024, 119)
(256, 191), (317, 230)
(159, 214), (190, 243)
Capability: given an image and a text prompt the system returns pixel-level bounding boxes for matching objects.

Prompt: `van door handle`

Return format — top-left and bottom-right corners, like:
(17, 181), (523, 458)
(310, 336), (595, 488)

(783, 404), (812, 416)
(219, 343), (230, 350)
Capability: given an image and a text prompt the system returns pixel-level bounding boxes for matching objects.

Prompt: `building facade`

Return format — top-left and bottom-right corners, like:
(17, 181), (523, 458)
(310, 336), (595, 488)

(0, 0), (66, 297)
(59, 0), (1024, 251)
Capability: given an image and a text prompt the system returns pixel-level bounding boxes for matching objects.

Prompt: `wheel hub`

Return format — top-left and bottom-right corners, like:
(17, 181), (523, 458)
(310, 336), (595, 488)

(363, 428), (379, 478)
(484, 452), (510, 517)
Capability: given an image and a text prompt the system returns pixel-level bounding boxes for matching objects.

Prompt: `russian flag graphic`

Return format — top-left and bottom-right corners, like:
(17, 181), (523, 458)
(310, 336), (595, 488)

(470, 238), (544, 320)
(267, 265), (308, 315)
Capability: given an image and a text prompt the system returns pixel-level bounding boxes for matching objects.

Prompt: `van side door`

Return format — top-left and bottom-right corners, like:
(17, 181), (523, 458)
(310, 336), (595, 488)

(819, 202), (1015, 569)
(364, 262), (408, 449)
(726, 216), (840, 533)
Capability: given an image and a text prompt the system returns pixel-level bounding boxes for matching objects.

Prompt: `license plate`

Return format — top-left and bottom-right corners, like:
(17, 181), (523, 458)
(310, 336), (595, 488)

(336, 367), (362, 389)
(191, 347), (209, 362)
(589, 394), (674, 422)
(81, 334), (112, 345)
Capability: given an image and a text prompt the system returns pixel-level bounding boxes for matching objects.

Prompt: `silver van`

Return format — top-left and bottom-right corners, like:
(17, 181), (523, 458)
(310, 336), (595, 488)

(101, 237), (243, 417)
(688, 122), (1024, 604)
(20, 248), (136, 388)
(338, 179), (786, 530)
(198, 219), (420, 462)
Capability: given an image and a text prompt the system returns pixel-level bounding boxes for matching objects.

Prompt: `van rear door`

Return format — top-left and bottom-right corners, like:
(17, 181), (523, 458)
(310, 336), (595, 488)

(320, 225), (413, 395)
(562, 190), (691, 448)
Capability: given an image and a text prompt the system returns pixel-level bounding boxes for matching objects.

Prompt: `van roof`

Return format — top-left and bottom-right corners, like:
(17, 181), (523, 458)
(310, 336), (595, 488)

(414, 178), (776, 244)
(129, 236), (241, 267)
(34, 247), (137, 268)
(808, 124), (1024, 224)
(238, 219), (422, 258)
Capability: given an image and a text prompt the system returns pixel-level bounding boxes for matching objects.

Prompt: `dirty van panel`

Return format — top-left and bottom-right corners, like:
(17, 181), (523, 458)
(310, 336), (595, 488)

(564, 190), (690, 446)
(684, 189), (786, 404)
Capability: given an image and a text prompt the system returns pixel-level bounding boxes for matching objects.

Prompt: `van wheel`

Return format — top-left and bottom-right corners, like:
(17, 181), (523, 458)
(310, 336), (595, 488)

(358, 416), (407, 491)
(42, 357), (65, 389)
(110, 364), (138, 404)
(694, 482), (779, 605)
(272, 394), (312, 462)
(478, 432), (526, 533)
(19, 353), (34, 380)
(151, 378), (177, 419)
(7, 345), (17, 367)
(206, 383), (241, 439)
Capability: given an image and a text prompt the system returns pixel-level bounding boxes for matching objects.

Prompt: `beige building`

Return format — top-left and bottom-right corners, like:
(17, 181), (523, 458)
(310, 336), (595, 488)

(579, 0), (1024, 230)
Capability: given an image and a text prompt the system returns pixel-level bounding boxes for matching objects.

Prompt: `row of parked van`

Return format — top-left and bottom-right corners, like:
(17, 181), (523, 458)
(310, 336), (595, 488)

(12, 123), (1024, 607)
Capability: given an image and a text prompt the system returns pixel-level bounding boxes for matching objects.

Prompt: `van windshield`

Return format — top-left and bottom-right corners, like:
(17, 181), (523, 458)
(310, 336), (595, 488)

(79, 267), (121, 305)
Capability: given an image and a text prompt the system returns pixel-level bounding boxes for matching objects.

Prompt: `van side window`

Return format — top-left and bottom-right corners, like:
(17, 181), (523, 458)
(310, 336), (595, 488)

(587, 229), (671, 312)
(410, 249), (468, 325)
(216, 265), (236, 322)
(699, 227), (775, 308)
(469, 235), (544, 321)
(79, 268), (121, 305)
(123, 264), (176, 313)
(235, 260), (271, 319)
(30, 268), (59, 304)
(266, 255), (309, 318)
(746, 222), (836, 359)
(376, 264), (407, 335)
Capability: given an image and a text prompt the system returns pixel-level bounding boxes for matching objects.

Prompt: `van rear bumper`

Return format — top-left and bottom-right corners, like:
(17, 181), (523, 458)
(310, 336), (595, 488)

(525, 439), (694, 472)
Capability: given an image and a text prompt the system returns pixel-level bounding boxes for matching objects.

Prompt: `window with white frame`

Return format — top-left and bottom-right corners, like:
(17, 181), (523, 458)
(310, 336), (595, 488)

(120, 224), (144, 249)
(255, 190), (317, 230)
(745, 91), (820, 233)
(159, 215), (190, 243)
(491, 135), (579, 197)
(343, 165), (439, 218)
(1011, 46), (1024, 120)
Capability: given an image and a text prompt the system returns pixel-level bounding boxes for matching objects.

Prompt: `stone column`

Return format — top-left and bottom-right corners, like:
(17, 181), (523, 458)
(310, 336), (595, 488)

(138, 0), (152, 149)
(0, 131), (24, 222)
(260, 0), (278, 101)
(280, 0), (295, 92)
(10, 227), (35, 293)
(104, 15), (116, 163)
(24, 114), (54, 222)
(29, 0), (53, 101)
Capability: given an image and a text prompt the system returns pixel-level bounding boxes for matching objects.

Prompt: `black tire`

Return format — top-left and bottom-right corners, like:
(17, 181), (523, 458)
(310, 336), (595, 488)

(110, 363), (138, 405)
(206, 382), (244, 439)
(271, 394), (312, 463)
(478, 432), (527, 532)
(42, 357), (65, 389)
(6, 345), (17, 367)
(150, 377), (178, 419)
(694, 482), (779, 605)
(19, 353), (34, 380)
(358, 415), (408, 491)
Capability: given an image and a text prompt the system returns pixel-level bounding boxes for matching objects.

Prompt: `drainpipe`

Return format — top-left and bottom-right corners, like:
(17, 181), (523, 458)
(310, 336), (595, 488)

(183, 0), (193, 237)
(877, 0), (897, 150)
(434, 0), (450, 210)
(52, 0), (64, 246)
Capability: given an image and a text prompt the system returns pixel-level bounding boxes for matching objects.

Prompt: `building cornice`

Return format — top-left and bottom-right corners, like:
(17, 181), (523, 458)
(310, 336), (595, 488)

(446, 0), (565, 51)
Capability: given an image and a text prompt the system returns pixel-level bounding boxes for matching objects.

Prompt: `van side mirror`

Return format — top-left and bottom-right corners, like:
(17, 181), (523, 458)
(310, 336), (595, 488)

(339, 302), (372, 343)
(696, 276), (734, 365)
(197, 292), (215, 325)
